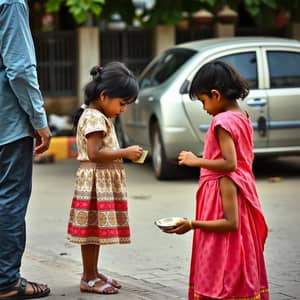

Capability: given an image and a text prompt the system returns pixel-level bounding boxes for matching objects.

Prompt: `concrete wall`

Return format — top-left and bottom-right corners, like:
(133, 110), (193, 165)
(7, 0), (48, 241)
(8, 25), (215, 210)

(215, 23), (235, 37)
(154, 25), (175, 56)
(77, 26), (100, 104)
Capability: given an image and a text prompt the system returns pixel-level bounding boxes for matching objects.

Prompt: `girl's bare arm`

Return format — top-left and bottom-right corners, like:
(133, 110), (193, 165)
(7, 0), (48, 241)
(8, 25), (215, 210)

(194, 176), (238, 231)
(166, 176), (238, 234)
(170, 126), (239, 234)
(86, 131), (142, 162)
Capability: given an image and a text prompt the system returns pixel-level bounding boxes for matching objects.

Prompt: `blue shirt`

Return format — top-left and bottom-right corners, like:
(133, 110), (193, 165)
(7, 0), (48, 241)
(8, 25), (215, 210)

(0, 0), (48, 146)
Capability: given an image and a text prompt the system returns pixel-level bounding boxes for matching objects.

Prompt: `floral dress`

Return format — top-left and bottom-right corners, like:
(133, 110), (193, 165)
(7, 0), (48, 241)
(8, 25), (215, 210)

(67, 108), (130, 245)
(189, 111), (269, 300)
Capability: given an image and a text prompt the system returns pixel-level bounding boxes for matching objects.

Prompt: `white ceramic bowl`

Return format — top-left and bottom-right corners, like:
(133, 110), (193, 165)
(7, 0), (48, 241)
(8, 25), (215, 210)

(154, 217), (186, 230)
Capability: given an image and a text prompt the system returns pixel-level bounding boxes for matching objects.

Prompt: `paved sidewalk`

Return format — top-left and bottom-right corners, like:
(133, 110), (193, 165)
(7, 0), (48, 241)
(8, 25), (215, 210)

(22, 251), (185, 300)
(23, 248), (300, 300)
(22, 248), (300, 300)
(21, 159), (300, 300)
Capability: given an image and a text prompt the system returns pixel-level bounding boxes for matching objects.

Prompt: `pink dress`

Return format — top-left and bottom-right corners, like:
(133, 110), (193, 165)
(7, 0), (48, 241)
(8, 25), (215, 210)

(189, 111), (269, 300)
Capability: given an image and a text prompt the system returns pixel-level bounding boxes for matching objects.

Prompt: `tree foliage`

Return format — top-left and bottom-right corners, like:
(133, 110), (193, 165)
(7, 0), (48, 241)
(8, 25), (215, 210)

(46, 0), (105, 24)
(45, 0), (300, 26)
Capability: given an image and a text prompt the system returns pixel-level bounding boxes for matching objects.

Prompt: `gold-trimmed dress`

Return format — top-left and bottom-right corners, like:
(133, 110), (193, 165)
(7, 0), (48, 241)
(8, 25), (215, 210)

(67, 108), (130, 245)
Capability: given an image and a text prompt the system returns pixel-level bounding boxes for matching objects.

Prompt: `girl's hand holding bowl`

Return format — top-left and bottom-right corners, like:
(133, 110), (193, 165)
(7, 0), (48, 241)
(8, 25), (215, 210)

(163, 218), (193, 235)
(155, 217), (192, 235)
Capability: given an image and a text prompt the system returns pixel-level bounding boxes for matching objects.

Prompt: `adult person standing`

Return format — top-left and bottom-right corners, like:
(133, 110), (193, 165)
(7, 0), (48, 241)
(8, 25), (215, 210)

(0, 0), (51, 299)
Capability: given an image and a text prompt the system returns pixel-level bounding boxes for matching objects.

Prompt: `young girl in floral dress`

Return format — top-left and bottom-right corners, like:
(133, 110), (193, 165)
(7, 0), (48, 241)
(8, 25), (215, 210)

(167, 61), (269, 300)
(68, 62), (143, 295)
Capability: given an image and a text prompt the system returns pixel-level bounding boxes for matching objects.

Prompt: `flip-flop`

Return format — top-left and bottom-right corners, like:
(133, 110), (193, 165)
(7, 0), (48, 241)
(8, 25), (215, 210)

(0, 278), (50, 300)
(80, 278), (118, 295)
(81, 273), (122, 289)
(97, 273), (122, 289)
(105, 276), (122, 289)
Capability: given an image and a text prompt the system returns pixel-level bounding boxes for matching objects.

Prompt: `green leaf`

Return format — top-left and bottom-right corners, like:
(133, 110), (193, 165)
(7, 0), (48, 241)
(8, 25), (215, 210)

(66, 0), (77, 5)
(69, 6), (87, 23)
(69, 6), (82, 16)
(46, 0), (64, 12)
(90, 4), (102, 16)
(82, 3), (90, 11)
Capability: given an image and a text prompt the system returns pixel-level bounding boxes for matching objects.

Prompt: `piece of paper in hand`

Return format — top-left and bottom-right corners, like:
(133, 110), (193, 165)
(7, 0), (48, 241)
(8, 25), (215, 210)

(133, 150), (148, 164)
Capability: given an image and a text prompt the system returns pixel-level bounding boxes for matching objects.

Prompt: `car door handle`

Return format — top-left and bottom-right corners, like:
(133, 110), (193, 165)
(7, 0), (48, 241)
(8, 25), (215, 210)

(246, 98), (267, 107)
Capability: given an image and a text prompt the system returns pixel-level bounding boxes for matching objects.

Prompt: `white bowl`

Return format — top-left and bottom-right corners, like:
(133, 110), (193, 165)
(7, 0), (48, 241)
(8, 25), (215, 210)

(154, 217), (186, 230)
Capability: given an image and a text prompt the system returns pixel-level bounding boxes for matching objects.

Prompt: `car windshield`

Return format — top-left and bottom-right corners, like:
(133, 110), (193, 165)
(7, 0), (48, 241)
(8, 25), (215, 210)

(139, 48), (196, 89)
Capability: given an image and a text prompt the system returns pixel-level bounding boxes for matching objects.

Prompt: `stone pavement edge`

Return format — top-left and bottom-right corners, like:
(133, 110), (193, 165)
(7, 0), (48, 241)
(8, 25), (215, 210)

(22, 250), (185, 300)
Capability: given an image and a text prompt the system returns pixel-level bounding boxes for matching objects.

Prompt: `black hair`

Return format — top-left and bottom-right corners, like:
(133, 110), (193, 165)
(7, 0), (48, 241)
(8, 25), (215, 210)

(73, 61), (139, 129)
(189, 61), (249, 101)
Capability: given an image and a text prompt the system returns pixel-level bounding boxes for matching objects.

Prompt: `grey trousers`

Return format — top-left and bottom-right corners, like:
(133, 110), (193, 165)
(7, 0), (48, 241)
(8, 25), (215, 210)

(0, 137), (33, 291)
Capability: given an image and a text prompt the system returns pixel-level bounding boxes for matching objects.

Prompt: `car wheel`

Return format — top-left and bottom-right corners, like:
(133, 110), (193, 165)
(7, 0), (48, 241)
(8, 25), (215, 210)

(151, 123), (177, 180)
(114, 117), (126, 148)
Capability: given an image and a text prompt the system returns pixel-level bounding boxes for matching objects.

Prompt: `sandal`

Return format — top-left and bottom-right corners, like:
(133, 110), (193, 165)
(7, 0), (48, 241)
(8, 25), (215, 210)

(0, 277), (50, 300)
(80, 278), (118, 295)
(97, 273), (122, 289)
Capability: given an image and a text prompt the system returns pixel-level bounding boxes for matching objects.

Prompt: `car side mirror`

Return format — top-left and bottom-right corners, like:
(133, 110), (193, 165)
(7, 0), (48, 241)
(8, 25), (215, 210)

(179, 79), (190, 94)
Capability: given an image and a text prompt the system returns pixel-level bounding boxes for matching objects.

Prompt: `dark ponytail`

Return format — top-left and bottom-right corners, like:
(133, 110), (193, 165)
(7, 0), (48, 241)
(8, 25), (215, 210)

(73, 61), (139, 131)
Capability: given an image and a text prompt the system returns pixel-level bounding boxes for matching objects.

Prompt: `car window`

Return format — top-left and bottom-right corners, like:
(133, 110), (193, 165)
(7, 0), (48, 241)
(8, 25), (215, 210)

(139, 48), (196, 90)
(139, 59), (160, 90)
(267, 51), (300, 88)
(218, 52), (258, 89)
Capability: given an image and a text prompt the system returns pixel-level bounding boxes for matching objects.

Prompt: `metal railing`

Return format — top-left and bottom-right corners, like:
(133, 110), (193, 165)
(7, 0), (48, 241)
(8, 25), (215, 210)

(236, 26), (288, 37)
(100, 28), (154, 76)
(176, 26), (214, 44)
(33, 31), (78, 97)
(32, 26), (288, 98)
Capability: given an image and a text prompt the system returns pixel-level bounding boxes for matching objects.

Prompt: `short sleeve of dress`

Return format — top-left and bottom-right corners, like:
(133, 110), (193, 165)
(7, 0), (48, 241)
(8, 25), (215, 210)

(82, 110), (107, 137)
(211, 112), (235, 138)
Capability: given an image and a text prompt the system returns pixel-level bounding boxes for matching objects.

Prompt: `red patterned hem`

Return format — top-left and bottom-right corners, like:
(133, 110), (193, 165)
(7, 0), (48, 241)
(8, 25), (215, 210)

(67, 234), (130, 245)
(68, 224), (130, 238)
(190, 288), (269, 300)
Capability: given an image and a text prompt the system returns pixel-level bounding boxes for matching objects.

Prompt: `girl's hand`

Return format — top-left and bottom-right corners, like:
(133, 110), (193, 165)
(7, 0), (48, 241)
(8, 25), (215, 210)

(124, 145), (143, 161)
(163, 219), (193, 235)
(178, 151), (199, 167)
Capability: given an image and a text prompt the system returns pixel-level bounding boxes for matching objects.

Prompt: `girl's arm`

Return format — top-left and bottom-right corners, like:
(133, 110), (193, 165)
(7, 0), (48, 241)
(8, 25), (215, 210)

(86, 131), (142, 162)
(168, 126), (239, 234)
(178, 126), (237, 172)
(166, 176), (238, 234)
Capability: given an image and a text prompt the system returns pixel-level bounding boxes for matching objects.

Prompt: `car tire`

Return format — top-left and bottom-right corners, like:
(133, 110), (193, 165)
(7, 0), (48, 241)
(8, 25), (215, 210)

(151, 122), (179, 180)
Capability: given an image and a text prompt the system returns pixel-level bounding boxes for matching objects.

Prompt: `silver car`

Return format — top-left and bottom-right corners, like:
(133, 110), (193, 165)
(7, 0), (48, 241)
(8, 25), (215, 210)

(116, 37), (300, 179)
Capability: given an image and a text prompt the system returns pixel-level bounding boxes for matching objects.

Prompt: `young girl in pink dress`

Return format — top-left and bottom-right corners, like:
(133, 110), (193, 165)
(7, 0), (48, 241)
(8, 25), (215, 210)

(68, 62), (143, 295)
(167, 61), (269, 300)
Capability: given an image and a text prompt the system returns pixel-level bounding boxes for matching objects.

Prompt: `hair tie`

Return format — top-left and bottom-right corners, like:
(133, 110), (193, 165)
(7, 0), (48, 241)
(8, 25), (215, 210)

(97, 65), (103, 72)
(80, 104), (88, 109)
